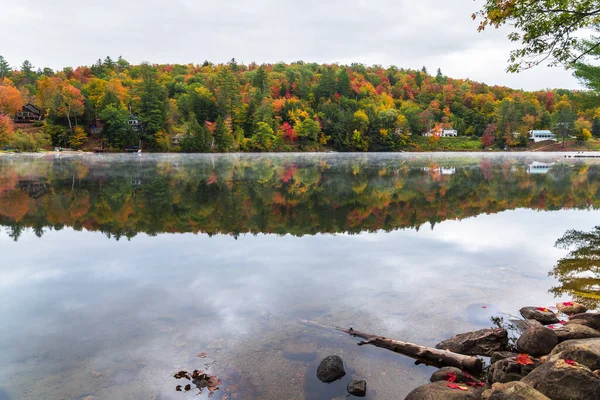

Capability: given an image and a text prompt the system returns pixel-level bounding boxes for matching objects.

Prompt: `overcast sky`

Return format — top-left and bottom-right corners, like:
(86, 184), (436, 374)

(0, 0), (585, 91)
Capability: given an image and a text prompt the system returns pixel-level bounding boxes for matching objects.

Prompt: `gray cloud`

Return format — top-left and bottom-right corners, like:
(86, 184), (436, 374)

(0, 0), (584, 91)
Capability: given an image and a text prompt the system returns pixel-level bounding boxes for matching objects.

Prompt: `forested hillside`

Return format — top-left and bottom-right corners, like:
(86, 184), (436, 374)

(1, 56), (599, 152)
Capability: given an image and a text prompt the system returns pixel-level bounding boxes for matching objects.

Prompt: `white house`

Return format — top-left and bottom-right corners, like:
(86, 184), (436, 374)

(529, 130), (556, 143)
(441, 129), (458, 137)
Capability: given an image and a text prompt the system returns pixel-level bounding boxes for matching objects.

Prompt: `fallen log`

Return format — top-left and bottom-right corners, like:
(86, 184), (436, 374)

(300, 319), (483, 374)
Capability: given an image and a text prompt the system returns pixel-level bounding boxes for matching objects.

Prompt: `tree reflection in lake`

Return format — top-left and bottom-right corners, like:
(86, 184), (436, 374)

(0, 154), (599, 241)
(550, 226), (600, 308)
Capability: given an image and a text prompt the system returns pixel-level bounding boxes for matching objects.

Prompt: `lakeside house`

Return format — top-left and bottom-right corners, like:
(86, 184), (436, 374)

(423, 128), (458, 137)
(128, 115), (142, 132)
(529, 130), (557, 143)
(89, 118), (104, 136)
(14, 103), (43, 123)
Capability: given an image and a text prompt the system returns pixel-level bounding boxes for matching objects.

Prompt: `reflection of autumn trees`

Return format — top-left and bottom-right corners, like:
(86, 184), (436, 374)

(550, 227), (600, 309)
(0, 156), (599, 240)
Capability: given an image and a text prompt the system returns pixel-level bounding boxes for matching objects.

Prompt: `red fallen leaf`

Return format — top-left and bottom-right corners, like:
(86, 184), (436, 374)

(466, 381), (485, 387)
(447, 383), (468, 391)
(516, 354), (535, 366)
(481, 306), (487, 309)
(445, 372), (457, 383)
(559, 320), (567, 325)
(537, 307), (550, 312)
(197, 352), (207, 358)
(548, 325), (555, 329)
(563, 301), (574, 306)
(564, 359), (577, 365)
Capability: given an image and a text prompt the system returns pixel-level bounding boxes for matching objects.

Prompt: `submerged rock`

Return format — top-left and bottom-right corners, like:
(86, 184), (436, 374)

(316, 355), (345, 383)
(404, 380), (484, 400)
(546, 337), (600, 370)
(516, 326), (558, 357)
(347, 380), (366, 397)
(485, 381), (550, 400)
(556, 301), (587, 315)
(569, 313), (600, 330)
(515, 319), (543, 333)
(554, 323), (600, 342)
(521, 359), (600, 400)
(519, 307), (559, 325)
(435, 328), (508, 356)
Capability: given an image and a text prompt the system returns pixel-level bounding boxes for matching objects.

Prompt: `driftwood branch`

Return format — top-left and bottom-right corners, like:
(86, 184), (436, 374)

(300, 319), (483, 374)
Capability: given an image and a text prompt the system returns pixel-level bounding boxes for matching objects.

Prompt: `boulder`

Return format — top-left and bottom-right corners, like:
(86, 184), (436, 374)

(488, 356), (541, 384)
(515, 319), (544, 333)
(519, 307), (559, 325)
(346, 380), (366, 397)
(516, 326), (558, 357)
(404, 381), (484, 400)
(554, 323), (600, 342)
(316, 355), (345, 383)
(435, 328), (508, 356)
(556, 301), (587, 315)
(490, 352), (519, 365)
(486, 381), (550, 400)
(570, 313), (600, 330)
(521, 359), (600, 400)
(546, 337), (600, 370)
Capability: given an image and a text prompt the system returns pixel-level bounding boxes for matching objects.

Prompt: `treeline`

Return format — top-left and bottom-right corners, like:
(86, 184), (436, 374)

(1, 56), (600, 152)
(1, 155), (598, 241)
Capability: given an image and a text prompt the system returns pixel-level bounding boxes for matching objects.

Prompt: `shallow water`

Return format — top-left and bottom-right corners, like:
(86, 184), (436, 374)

(0, 152), (599, 399)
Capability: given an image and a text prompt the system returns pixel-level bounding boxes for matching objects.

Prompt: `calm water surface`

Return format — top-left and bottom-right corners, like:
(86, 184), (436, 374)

(0, 152), (599, 399)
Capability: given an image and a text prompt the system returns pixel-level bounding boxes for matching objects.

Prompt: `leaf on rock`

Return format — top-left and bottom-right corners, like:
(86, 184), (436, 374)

(447, 383), (468, 391)
(197, 352), (207, 358)
(445, 372), (457, 382)
(563, 301), (574, 306)
(564, 359), (577, 366)
(537, 307), (550, 312)
(516, 354), (535, 366)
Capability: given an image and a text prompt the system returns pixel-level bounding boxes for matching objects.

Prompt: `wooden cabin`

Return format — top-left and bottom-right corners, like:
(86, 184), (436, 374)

(89, 118), (104, 136)
(128, 115), (142, 132)
(14, 103), (43, 123)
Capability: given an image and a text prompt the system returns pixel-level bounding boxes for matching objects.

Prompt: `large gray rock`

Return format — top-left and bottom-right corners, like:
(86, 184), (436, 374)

(570, 313), (600, 330)
(519, 307), (559, 325)
(316, 355), (345, 383)
(521, 359), (600, 400)
(554, 323), (600, 342)
(556, 301), (587, 315)
(435, 328), (508, 356)
(490, 352), (519, 365)
(486, 381), (550, 400)
(516, 326), (558, 357)
(514, 319), (544, 333)
(488, 356), (541, 384)
(546, 337), (600, 370)
(347, 380), (366, 397)
(404, 381), (484, 400)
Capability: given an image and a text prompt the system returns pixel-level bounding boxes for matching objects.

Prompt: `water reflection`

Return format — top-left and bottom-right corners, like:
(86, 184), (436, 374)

(0, 153), (599, 399)
(0, 153), (598, 240)
(550, 226), (600, 308)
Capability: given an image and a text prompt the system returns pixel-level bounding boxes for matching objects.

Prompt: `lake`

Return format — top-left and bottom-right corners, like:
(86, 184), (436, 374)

(0, 152), (599, 400)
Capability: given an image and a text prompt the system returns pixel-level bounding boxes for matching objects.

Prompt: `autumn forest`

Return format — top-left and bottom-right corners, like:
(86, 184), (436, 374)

(1, 56), (600, 153)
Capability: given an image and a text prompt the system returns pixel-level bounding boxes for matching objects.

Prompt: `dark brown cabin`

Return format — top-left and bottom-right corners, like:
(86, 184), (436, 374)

(14, 103), (43, 123)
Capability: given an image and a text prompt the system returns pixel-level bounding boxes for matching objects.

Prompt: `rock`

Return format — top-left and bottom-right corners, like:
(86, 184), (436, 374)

(515, 319), (544, 333)
(556, 301), (587, 315)
(521, 359), (600, 400)
(488, 358), (524, 384)
(346, 380), (366, 397)
(546, 337), (600, 370)
(486, 381), (550, 400)
(316, 355), (345, 383)
(490, 352), (519, 365)
(519, 307), (559, 325)
(435, 328), (508, 356)
(554, 323), (600, 342)
(488, 356), (541, 384)
(516, 327), (558, 357)
(404, 381), (484, 400)
(570, 313), (600, 330)
(430, 367), (475, 384)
